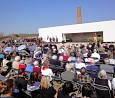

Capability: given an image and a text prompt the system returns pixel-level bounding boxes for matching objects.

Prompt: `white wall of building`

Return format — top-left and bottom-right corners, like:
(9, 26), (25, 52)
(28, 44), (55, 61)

(38, 20), (115, 42)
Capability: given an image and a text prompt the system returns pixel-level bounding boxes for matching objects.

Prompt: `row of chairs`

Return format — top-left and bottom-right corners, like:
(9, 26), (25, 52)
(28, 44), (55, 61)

(2, 67), (115, 98)
(52, 76), (114, 98)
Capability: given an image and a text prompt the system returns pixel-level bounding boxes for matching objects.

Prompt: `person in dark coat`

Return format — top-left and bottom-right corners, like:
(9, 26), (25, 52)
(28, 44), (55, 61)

(49, 55), (59, 66)
(57, 81), (74, 98)
(37, 76), (56, 98)
(15, 69), (27, 91)
(95, 70), (112, 98)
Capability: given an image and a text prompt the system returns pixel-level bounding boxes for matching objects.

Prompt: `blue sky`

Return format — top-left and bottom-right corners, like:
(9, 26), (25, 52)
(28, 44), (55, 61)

(0, 0), (115, 35)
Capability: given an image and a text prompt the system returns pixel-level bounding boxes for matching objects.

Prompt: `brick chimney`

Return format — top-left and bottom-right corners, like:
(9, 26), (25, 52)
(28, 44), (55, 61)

(77, 6), (82, 24)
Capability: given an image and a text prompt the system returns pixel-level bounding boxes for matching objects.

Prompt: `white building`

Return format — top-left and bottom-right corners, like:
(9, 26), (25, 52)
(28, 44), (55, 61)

(38, 20), (115, 42)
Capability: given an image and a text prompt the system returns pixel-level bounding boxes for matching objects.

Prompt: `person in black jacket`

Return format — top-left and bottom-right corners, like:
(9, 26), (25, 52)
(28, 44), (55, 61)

(95, 70), (112, 98)
(57, 81), (74, 98)
(37, 76), (56, 98)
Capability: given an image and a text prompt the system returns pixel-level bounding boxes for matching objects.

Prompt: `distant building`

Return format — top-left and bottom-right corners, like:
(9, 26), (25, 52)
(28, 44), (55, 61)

(38, 20), (115, 42)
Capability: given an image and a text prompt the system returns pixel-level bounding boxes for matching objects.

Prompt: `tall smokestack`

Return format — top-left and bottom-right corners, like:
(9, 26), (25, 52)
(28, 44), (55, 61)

(77, 6), (82, 24)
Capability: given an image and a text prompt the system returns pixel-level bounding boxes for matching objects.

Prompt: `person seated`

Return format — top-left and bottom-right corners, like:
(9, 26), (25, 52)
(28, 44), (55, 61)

(27, 72), (40, 97)
(20, 48), (30, 60)
(86, 58), (100, 79)
(77, 67), (92, 83)
(10, 48), (19, 59)
(61, 63), (77, 82)
(15, 68), (28, 91)
(1, 55), (12, 76)
(62, 52), (69, 61)
(12, 56), (20, 70)
(57, 81), (74, 98)
(41, 60), (54, 78)
(34, 47), (42, 60)
(49, 55), (59, 66)
(13, 67), (28, 98)
(58, 56), (64, 67)
(25, 59), (34, 77)
(56, 56), (65, 75)
(75, 57), (86, 74)
(91, 49), (100, 62)
(99, 49), (109, 64)
(109, 44), (114, 51)
(82, 83), (95, 98)
(95, 70), (112, 98)
(69, 52), (76, 63)
(98, 44), (105, 54)
(18, 60), (26, 70)
(37, 76), (56, 98)
(83, 49), (91, 58)
(100, 58), (114, 80)
(0, 79), (14, 98)
(33, 61), (41, 81)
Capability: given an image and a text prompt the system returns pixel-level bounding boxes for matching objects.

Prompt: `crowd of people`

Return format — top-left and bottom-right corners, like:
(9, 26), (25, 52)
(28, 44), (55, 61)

(0, 39), (115, 98)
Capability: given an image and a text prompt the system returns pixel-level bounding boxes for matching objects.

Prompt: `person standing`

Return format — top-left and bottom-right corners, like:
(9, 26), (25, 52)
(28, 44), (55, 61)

(93, 33), (97, 43)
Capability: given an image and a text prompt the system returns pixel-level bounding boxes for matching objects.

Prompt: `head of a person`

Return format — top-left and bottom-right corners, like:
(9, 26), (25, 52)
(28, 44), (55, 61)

(64, 51), (68, 56)
(15, 56), (20, 62)
(0, 79), (14, 95)
(40, 76), (50, 89)
(80, 67), (87, 75)
(76, 57), (83, 63)
(62, 81), (73, 95)
(87, 53), (91, 58)
(20, 60), (25, 64)
(67, 57), (72, 63)
(85, 49), (89, 53)
(29, 72), (39, 84)
(59, 56), (63, 61)
(33, 61), (39, 66)
(93, 49), (97, 53)
(90, 58), (96, 65)
(18, 68), (25, 76)
(98, 70), (107, 79)
(52, 55), (57, 60)
(43, 59), (49, 67)
(70, 52), (75, 57)
(77, 52), (83, 59)
(36, 47), (41, 52)
(65, 63), (74, 72)
(5, 55), (11, 60)
(104, 58), (110, 64)
(26, 59), (32, 65)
